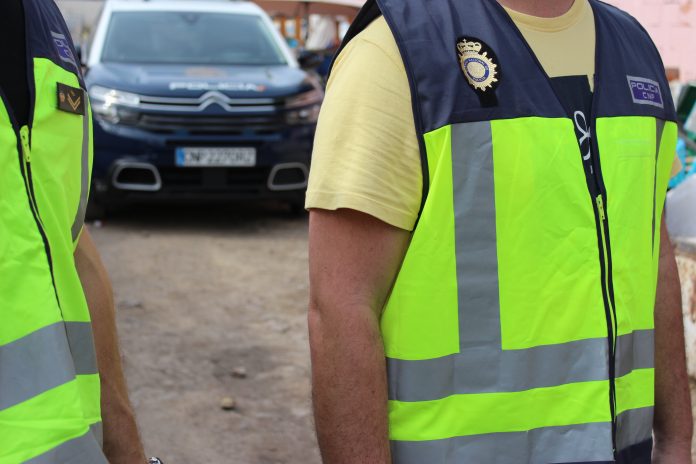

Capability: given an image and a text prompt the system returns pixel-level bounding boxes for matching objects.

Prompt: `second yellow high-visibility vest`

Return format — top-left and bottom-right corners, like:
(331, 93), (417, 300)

(0, 1), (105, 462)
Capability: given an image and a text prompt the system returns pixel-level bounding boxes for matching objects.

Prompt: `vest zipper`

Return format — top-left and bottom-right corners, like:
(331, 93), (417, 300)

(20, 127), (41, 220)
(595, 195), (615, 335)
(486, 2), (619, 455)
(18, 126), (60, 305)
(596, 195), (616, 341)
(590, 128), (619, 460)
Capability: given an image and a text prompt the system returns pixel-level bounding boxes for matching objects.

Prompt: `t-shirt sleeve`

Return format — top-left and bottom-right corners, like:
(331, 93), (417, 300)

(305, 17), (422, 231)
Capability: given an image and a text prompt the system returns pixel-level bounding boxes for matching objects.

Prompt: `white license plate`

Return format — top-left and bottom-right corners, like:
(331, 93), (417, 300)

(175, 147), (257, 167)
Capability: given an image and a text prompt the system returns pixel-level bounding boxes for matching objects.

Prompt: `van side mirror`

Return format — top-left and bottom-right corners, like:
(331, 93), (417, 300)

(75, 44), (84, 65)
(297, 50), (323, 70)
(74, 44), (89, 75)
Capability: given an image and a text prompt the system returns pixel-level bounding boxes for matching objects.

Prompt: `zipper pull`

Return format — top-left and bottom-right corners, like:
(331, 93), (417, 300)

(596, 195), (606, 221)
(19, 126), (30, 162)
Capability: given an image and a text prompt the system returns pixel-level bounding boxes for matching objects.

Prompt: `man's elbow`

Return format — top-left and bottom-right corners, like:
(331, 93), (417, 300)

(307, 294), (345, 355)
(307, 295), (381, 355)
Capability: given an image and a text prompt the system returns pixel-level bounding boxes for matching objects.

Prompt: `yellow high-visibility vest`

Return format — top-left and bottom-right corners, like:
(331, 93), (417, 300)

(0, 1), (104, 462)
(336, 0), (679, 462)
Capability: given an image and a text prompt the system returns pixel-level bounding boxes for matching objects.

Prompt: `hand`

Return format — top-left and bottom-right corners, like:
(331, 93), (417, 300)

(652, 440), (692, 464)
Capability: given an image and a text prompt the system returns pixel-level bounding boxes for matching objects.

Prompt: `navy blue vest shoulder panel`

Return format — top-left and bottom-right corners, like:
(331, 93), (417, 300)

(376, 0), (565, 133)
(373, 0), (676, 134)
(25, 0), (84, 85)
(591, 0), (676, 121)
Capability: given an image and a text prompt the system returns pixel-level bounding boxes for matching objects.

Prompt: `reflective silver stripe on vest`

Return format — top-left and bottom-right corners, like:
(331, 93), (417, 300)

(0, 321), (98, 411)
(71, 100), (91, 242)
(91, 420), (104, 447)
(652, 119), (666, 251)
(615, 329), (654, 377)
(617, 407), (654, 452)
(388, 330), (653, 401)
(387, 122), (654, 461)
(451, 122), (500, 353)
(65, 321), (99, 376)
(25, 423), (107, 464)
(391, 422), (614, 464)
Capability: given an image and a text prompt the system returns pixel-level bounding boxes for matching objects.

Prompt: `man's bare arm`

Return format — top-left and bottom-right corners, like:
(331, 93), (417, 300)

(75, 229), (147, 463)
(653, 218), (693, 463)
(308, 209), (411, 464)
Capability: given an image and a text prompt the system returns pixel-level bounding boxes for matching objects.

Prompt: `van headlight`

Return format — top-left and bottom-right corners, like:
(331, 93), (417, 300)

(89, 85), (141, 124)
(285, 88), (323, 125)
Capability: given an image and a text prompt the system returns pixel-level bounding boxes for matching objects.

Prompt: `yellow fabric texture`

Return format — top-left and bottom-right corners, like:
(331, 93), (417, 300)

(0, 102), (63, 346)
(308, 0), (610, 230)
(388, 369), (653, 442)
(381, 125), (460, 360)
(389, 378), (611, 441)
(491, 117), (608, 349)
(597, 117), (677, 336)
(32, 58), (92, 324)
(382, 117), (661, 440)
(615, 368), (655, 415)
(0, 58), (101, 462)
(0, 375), (102, 463)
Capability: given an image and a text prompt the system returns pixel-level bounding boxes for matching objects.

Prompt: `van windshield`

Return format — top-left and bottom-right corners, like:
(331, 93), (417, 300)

(101, 12), (287, 65)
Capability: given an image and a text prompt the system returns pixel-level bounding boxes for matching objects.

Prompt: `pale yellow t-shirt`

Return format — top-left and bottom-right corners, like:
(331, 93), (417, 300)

(306, 1), (671, 230)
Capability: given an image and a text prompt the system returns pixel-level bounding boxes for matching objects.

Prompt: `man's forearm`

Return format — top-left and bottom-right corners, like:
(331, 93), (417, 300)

(308, 209), (411, 464)
(75, 230), (147, 463)
(309, 301), (391, 464)
(653, 220), (693, 462)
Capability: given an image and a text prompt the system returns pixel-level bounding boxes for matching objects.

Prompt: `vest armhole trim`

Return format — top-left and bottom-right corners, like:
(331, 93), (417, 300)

(375, 0), (430, 227)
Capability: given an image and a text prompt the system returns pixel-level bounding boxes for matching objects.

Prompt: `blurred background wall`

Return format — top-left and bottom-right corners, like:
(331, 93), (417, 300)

(55, 0), (696, 82)
(608, 0), (696, 81)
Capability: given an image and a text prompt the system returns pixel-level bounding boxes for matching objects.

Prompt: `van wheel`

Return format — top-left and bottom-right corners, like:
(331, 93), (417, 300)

(289, 200), (305, 217)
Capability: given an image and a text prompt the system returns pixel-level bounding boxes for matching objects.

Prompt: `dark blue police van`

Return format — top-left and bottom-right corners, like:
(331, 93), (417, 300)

(85, 0), (323, 214)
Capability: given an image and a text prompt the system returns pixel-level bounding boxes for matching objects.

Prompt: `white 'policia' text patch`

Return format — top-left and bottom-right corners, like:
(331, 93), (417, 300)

(51, 31), (78, 70)
(627, 75), (664, 109)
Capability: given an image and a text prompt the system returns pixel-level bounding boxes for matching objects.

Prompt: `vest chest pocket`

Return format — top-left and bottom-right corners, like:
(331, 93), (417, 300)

(597, 117), (669, 334)
(616, 138), (654, 160)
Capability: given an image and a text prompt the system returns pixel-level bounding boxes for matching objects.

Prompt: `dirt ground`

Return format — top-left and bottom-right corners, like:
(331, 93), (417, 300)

(91, 205), (696, 463)
(676, 249), (696, 462)
(89, 203), (320, 463)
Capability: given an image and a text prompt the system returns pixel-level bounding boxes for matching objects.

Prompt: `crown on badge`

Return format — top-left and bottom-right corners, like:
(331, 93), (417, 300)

(458, 40), (482, 54)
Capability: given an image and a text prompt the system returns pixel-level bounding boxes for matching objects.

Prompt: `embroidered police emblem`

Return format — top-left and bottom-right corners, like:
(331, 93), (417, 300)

(627, 75), (664, 109)
(51, 31), (78, 70)
(457, 37), (499, 92)
(57, 83), (85, 115)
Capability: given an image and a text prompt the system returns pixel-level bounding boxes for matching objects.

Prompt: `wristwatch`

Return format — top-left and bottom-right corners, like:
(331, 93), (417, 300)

(148, 458), (164, 464)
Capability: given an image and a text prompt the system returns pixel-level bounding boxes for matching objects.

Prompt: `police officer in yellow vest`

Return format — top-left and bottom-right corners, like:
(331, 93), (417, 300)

(307, 0), (693, 462)
(0, 1), (147, 462)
